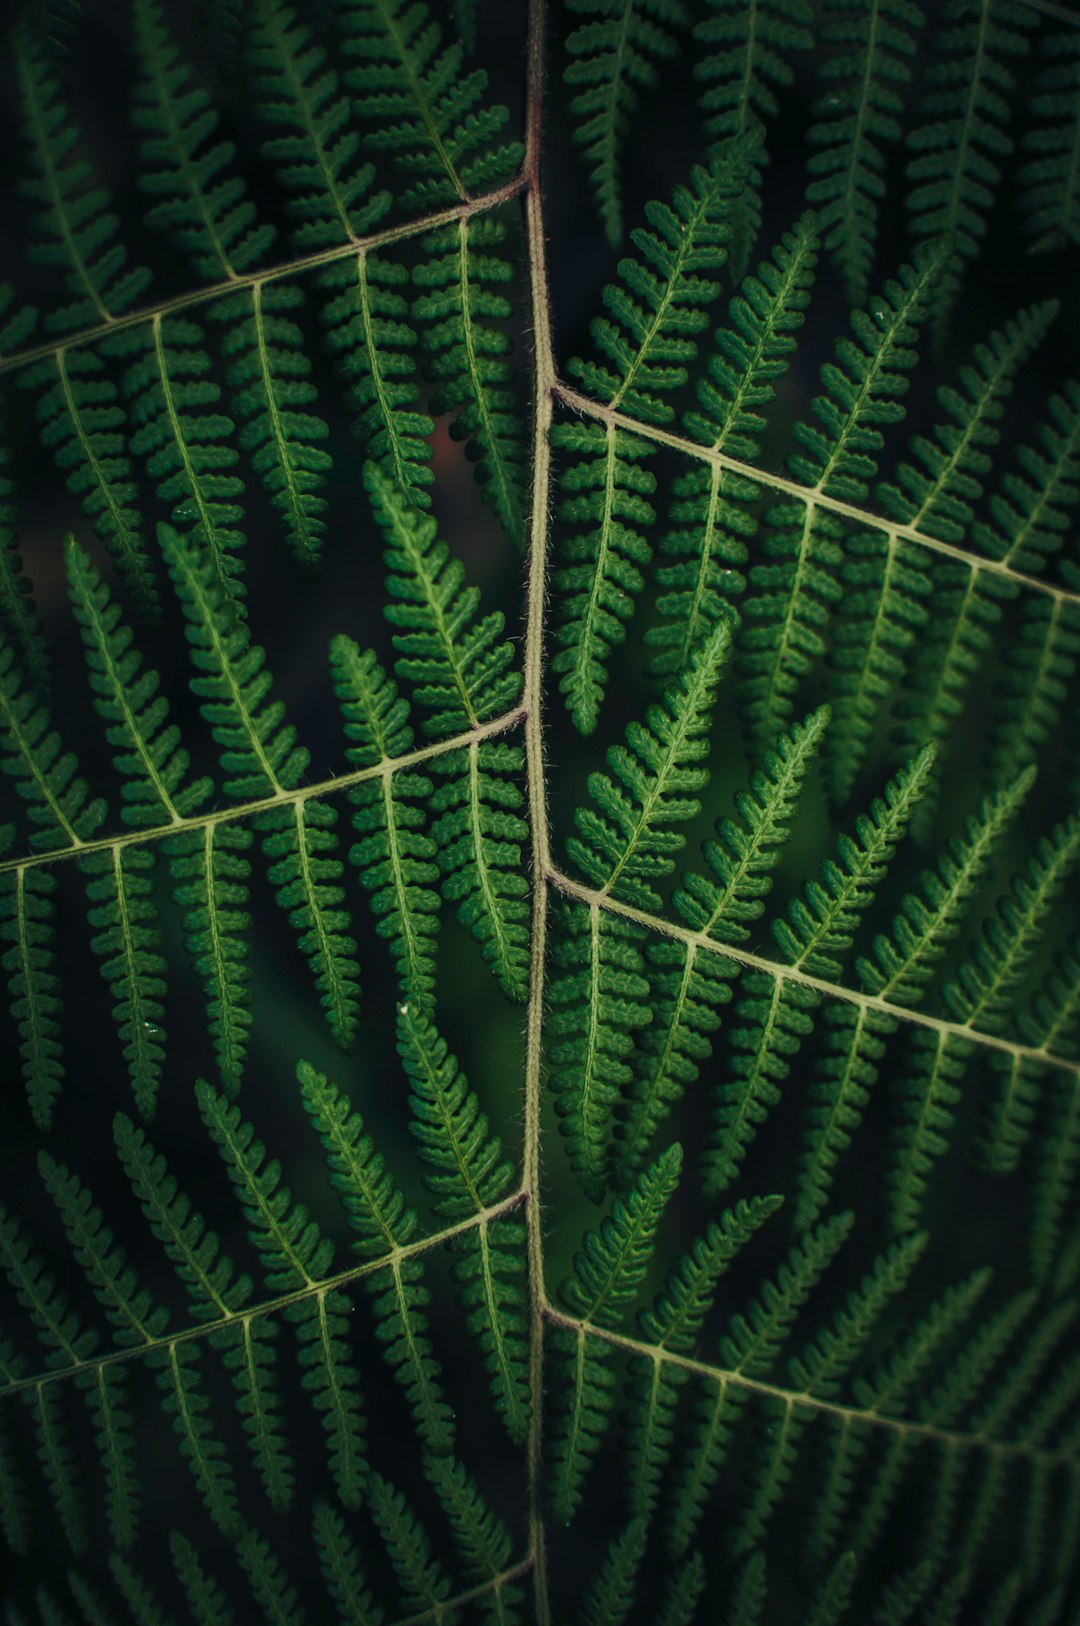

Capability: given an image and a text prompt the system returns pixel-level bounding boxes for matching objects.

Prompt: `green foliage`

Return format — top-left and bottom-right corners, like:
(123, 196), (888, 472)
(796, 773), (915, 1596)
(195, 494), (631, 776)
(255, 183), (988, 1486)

(564, 0), (690, 249)
(2, 1), (1080, 1622)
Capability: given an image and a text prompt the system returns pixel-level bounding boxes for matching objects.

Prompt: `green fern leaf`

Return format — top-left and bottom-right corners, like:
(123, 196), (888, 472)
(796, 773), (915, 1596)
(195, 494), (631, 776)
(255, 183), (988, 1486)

(0, 865), (64, 1129)
(549, 901), (652, 1199)
(211, 283), (332, 571)
(806, 0), (924, 307)
(577, 1513), (648, 1626)
(132, 0), (275, 281)
(564, 0), (690, 249)
(654, 1552), (707, 1626)
(424, 1453), (522, 1619)
(554, 139), (755, 731)
(396, 1005), (528, 1440)
(648, 212), (819, 680)
(249, 0), (389, 250)
(0, 286), (48, 690)
(905, 0), (1036, 336)
(612, 706), (825, 1183)
(623, 1195), (781, 1516)
(168, 821), (254, 1095)
(341, 0), (522, 211)
(113, 318), (247, 607)
(367, 463), (528, 997)
(330, 637), (440, 1008)
(1019, 25), (1080, 253)
(163, 527), (359, 1046)
(567, 616), (733, 910)
(548, 1144), (682, 1522)
(0, 645), (106, 851)
(368, 1471), (452, 1615)
(320, 250), (436, 509)
(298, 1059), (454, 1452)
(39, 1151), (241, 1536)
(113, 1112), (293, 1508)
(668, 1211), (853, 1555)
(413, 213), (527, 543)
(0, 1204), (131, 1551)
(693, 0), (813, 277)
(235, 1524), (305, 1626)
(728, 1552), (766, 1626)
(196, 1082), (368, 1507)
(15, 33), (150, 332)
(739, 246), (942, 752)
(703, 746), (932, 1197)
(22, 349), (155, 614)
(79, 847), (167, 1118)
(170, 1531), (237, 1626)
(312, 1500), (381, 1626)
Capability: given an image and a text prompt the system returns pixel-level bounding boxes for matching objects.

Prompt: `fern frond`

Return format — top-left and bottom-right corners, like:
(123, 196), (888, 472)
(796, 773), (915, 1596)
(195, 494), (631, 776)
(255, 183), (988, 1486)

(858, 764), (1034, 1005)
(16, 33), (150, 332)
(368, 1472), (452, 1616)
(732, 1233), (925, 1559)
(654, 1552), (706, 1626)
(550, 419), (656, 736)
(413, 213), (527, 543)
(577, 1513), (647, 1626)
(39, 1151), (241, 1536)
(564, 0), (690, 249)
(703, 747), (931, 1199)
(549, 900), (653, 1198)
(728, 1552), (766, 1626)
(905, 0), (1036, 335)
(945, 814), (1080, 1036)
(249, 0), (388, 250)
(612, 708), (824, 1181)
(341, 0), (522, 212)
(113, 1111), (293, 1508)
(0, 291), (48, 690)
(164, 528), (358, 1046)
(66, 539), (209, 827)
(20, 350), (155, 612)
(234, 1524), (304, 1626)
(738, 246), (942, 750)
(312, 1501), (381, 1626)
(115, 319), (246, 607)
(132, 0), (274, 282)
(396, 1006), (527, 1440)
(810, 1267), (990, 1562)
(320, 252), (434, 510)
(569, 141), (756, 427)
(0, 865), (63, 1129)
(623, 1195), (781, 1516)
(331, 637), (440, 1008)
(567, 617), (733, 911)
(849, 1288), (1036, 1560)
(424, 1453), (521, 1616)
(196, 1083), (367, 1507)
(773, 743), (934, 979)
(0, 1205), (130, 1551)
(806, 0), (924, 307)
(298, 1059), (453, 1453)
(668, 1212), (853, 1555)
(0, 645), (106, 850)
(554, 140), (756, 731)
(648, 213), (819, 680)
(1019, 26), (1080, 252)
(79, 847), (167, 1118)
(548, 1145), (682, 1521)
(211, 283), (332, 571)
(171, 1531), (237, 1626)
(168, 822), (253, 1094)
(885, 811), (1076, 1220)
(368, 464), (528, 997)
(693, 0), (813, 276)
